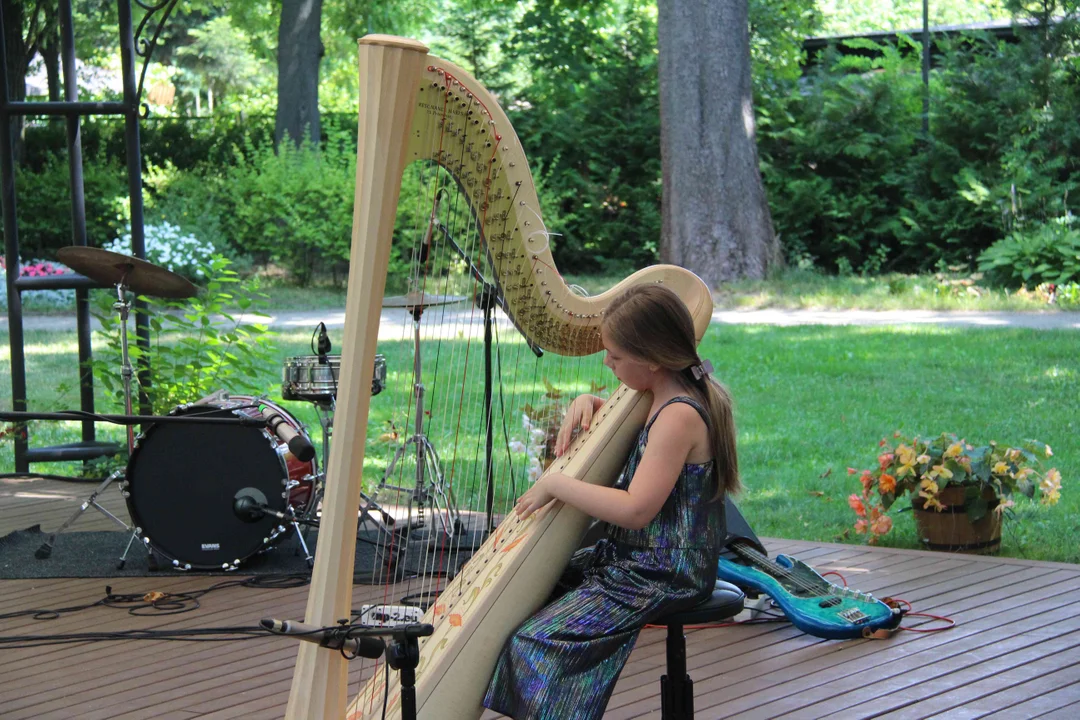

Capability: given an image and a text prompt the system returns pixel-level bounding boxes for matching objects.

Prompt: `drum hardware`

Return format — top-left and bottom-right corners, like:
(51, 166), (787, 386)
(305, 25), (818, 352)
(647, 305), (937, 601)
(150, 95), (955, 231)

(282, 324), (393, 553)
(36, 248), (198, 567)
(365, 293), (466, 542)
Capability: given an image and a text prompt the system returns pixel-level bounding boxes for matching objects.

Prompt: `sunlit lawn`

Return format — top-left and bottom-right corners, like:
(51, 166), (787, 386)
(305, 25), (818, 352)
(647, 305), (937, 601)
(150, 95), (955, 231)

(2, 321), (1078, 563)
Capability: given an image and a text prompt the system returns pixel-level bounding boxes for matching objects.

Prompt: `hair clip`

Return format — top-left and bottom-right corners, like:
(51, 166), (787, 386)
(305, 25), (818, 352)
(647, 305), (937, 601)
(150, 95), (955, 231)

(690, 359), (714, 381)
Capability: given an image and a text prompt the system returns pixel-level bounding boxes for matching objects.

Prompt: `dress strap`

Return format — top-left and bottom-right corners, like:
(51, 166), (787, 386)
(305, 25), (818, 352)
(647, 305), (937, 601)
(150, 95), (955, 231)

(644, 395), (710, 433)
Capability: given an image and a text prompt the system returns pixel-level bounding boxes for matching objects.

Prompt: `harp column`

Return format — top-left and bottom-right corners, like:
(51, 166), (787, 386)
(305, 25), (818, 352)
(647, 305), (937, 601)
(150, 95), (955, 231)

(285, 35), (429, 720)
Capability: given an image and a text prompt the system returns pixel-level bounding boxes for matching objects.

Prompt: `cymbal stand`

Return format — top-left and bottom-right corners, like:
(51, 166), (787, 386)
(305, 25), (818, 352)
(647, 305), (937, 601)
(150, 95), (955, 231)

(36, 277), (147, 568)
(308, 396), (400, 550)
(370, 304), (461, 540)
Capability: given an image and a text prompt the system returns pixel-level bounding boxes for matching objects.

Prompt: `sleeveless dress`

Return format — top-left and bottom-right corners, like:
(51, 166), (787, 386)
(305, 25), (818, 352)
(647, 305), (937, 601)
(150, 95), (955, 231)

(483, 396), (727, 720)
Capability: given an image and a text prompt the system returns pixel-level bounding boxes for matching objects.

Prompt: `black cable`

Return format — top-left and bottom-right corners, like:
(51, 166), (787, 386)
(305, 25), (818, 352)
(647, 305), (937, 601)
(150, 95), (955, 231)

(0, 472), (108, 483)
(0, 575), (308, 622)
(0, 626), (271, 649)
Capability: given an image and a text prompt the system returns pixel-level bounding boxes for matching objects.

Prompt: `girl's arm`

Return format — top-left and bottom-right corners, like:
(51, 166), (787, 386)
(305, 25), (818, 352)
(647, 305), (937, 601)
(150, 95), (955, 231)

(518, 403), (703, 530)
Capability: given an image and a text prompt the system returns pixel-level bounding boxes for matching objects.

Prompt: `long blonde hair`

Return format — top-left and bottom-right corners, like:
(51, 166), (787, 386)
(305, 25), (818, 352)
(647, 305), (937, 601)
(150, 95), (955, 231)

(602, 284), (739, 500)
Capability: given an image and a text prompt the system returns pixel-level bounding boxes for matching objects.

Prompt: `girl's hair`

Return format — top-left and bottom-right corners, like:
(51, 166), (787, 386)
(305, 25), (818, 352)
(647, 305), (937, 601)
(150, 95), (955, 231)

(602, 284), (739, 500)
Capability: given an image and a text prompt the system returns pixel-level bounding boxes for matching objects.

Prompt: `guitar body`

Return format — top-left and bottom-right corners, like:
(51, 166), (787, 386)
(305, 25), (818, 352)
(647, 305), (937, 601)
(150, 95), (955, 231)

(717, 545), (902, 640)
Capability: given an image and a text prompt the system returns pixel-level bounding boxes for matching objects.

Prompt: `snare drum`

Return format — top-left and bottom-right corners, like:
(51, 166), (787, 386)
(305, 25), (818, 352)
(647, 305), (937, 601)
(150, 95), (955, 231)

(123, 395), (317, 570)
(282, 354), (386, 402)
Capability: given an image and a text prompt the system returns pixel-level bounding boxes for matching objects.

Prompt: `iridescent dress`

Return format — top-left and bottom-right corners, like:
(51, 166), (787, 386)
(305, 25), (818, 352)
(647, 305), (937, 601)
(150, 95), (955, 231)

(483, 396), (726, 720)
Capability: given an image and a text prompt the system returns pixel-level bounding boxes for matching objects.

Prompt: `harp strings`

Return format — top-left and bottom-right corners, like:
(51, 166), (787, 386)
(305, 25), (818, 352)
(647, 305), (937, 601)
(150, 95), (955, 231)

(351, 56), (612, 717)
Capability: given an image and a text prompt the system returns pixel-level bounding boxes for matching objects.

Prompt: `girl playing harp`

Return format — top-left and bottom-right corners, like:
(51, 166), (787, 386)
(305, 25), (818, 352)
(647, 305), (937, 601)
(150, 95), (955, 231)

(485, 284), (740, 720)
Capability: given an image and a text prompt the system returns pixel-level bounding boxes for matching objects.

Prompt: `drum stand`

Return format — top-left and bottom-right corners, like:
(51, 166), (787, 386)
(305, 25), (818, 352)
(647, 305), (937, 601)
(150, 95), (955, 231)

(365, 303), (461, 541)
(36, 278), (148, 569)
(299, 397), (403, 563)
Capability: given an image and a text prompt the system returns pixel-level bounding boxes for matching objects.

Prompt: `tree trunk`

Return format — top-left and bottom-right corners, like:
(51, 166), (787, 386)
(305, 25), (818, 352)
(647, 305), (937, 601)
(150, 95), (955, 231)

(657, 0), (778, 286)
(43, 36), (61, 102)
(275, 0), (323, 149)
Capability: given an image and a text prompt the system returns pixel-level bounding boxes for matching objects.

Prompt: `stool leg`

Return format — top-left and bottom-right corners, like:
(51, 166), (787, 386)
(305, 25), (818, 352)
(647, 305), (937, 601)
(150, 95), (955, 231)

(661, 623), (694, 720)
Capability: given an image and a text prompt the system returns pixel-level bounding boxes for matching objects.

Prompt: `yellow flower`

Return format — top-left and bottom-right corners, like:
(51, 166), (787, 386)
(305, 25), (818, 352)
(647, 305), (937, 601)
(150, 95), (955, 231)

(994, 498), (1015, 516)
(929, 465), (953, 481)
(1015, 467), (1034, 481)
(896, 444), (917, 466)
(1046, 445), (1053, 458)
(917, 454), (931, 465)
(921, 494), (945, 512)
(944, 443), (963, 459)
(1040, 469), (1062, 495)
(992, 461), (1009, 475)
(920, 478), (940, 494)
(1042, 489), (1061, 505)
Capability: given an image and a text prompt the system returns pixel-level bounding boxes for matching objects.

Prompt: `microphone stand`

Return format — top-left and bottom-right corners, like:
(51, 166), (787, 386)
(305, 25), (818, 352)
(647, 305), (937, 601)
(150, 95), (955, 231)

(435, 222), (541, 534)
(264, 619), (433, 720)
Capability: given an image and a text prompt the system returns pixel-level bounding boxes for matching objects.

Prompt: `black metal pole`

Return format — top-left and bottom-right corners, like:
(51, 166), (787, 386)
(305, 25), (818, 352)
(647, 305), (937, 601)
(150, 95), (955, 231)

(481, 284), (496, 532)
(922, 0), (931, 139)
(59, 0), (97, 447)
(116, 0), (152, 416)
(0, 1), (29, 471)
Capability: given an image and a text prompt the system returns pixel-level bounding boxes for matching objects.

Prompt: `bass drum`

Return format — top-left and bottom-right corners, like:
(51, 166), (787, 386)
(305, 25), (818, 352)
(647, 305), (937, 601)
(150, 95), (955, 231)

(124, 395), (317, 570)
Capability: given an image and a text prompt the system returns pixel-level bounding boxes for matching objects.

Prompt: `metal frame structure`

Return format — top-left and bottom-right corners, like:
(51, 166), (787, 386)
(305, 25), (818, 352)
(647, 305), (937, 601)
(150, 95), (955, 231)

(1, 0), (180, 471)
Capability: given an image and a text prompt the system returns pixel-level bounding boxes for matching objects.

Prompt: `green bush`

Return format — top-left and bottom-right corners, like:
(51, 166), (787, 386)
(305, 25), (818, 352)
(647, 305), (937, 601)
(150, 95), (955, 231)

(213, 136), (356, 285)
(3, 150), (127, 260)
(977, 219), (1080, 286)
(91, 255), (278, 415)
(758, 18), (1080, 275)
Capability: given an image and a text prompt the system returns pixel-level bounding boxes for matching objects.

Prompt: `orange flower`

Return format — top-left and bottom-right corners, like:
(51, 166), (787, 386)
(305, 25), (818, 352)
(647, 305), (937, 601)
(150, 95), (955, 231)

(879, 473), (897, 494)
(860, 470), (875, 496)
(847, 467), (858, 475)
(870, 514), (893, 535)
(848, 494), (867, 517)
(854, 519), (868, 534)
(878, 453), (895, 470)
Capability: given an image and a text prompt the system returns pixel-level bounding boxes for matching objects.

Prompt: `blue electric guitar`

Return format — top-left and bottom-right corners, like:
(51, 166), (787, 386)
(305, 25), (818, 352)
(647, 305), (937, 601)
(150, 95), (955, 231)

(716, 539), (904, 640)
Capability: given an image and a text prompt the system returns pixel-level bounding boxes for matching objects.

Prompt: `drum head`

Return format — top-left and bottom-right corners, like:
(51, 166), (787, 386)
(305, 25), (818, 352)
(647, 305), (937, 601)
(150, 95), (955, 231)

(126, 406), (289, 569)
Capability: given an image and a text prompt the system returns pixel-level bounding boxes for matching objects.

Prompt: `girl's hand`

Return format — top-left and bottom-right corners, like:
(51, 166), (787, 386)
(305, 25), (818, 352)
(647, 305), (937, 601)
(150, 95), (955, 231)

(555, 394), (600, 457)
(515, 475), (561, 520)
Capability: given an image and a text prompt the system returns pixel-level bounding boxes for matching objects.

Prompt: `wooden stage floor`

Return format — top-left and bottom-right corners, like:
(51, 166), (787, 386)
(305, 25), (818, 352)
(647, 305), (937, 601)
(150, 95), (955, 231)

(2, 475), (1079, 719)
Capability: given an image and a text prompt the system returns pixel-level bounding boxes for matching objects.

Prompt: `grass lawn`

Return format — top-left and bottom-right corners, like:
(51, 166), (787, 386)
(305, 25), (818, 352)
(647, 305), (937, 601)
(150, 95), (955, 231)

(3, 318), (1077, 564)
(253, 267), (1073, 313)
(20, 267), (1068, 316)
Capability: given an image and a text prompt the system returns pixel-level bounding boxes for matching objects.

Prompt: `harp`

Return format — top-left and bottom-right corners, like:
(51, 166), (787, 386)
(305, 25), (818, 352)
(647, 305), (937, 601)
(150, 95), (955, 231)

(283, 35), (714, 720)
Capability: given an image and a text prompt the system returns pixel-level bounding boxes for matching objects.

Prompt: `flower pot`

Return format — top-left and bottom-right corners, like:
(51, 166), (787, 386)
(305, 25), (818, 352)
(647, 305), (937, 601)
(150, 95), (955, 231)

(911, 486), (1001, 555)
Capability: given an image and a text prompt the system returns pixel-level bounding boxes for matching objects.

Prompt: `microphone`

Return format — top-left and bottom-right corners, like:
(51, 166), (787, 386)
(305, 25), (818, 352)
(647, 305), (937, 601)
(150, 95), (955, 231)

(233, 493), (267, 523)
(260, 617), (386, 659)
(259, 405), (316, 462)
(316, 322), (331, 364)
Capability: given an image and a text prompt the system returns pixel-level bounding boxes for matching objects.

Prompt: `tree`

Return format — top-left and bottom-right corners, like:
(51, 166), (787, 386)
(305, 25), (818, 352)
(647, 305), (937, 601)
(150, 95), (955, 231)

(2, 0), (58, 160)
(275, 0), (323, 148)
(657, 0), (778, 284)
(176, 16), (265, 115)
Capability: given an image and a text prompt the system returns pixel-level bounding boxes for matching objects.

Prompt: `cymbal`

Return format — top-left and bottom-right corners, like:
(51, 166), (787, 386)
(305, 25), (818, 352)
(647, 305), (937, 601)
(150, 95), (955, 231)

(381, 292), (466, 310)
(57, 246), (198, 299)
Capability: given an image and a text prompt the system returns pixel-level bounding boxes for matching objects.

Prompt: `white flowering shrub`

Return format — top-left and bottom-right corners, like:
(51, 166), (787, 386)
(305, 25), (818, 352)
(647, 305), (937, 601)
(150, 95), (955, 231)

(103, 222), (216, 281)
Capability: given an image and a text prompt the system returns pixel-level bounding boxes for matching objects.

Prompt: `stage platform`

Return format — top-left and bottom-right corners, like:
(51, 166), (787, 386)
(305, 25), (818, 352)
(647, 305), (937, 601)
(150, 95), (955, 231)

(2, 475), (1078, 719)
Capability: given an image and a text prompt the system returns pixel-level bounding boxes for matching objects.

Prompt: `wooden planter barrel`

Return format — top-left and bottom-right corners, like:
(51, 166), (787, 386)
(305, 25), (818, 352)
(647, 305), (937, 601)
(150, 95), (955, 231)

(912, 485), (1001, 555)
